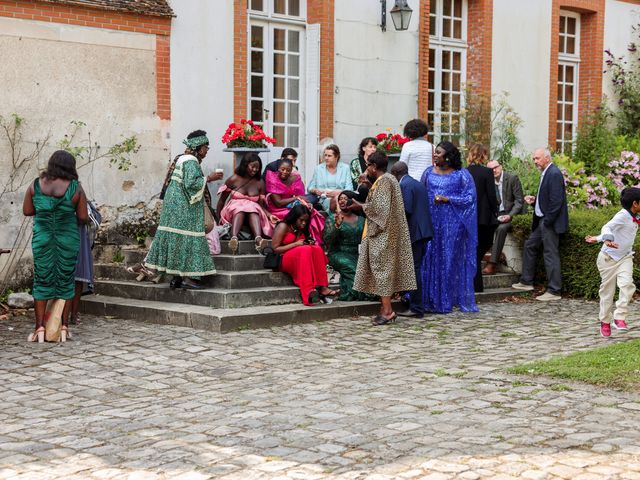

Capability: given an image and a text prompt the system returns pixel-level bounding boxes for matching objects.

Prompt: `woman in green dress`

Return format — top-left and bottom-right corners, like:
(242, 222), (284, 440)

(145, 130), (218, 289)
(23, 150), (88, 342)
(323, 191), (374, 301)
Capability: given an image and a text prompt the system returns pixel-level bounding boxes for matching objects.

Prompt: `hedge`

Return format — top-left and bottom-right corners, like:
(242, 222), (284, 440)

(510, 207), (640, 299)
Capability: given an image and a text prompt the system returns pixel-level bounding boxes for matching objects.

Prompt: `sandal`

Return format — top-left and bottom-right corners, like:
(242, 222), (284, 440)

(27, 327), (45, 343)
(319, 287), (339, 297)
(371, 313), (397, 326)
(229, 236), (239, 255)
(254, 236), (268, 253)
(61, 326), (71, 342)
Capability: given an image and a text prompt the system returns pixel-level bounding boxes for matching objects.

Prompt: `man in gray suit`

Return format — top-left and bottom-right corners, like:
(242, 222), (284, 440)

(483, 160), (524, 275)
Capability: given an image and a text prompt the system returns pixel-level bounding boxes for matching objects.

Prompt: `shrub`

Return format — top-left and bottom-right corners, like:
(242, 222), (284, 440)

(608, 150), (640, 189)
(511, 207), (640, 299)
(572, 104), (616, 174)
(502, 154), (540, 197)
(554, 154), (618, 209)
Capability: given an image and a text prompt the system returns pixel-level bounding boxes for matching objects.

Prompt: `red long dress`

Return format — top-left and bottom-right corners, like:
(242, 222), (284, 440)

(279, 231), (329, 305)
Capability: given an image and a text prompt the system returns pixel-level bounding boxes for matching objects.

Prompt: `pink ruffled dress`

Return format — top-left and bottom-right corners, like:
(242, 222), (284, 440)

(217, 185), (274, 237)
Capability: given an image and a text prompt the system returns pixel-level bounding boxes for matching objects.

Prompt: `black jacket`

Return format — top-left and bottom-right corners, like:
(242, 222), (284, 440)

(467, 164), (498, 226)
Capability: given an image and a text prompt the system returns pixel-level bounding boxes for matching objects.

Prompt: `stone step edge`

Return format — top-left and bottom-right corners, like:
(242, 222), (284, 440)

(81, 295), (380, 333)
(93, 279), (300, 293)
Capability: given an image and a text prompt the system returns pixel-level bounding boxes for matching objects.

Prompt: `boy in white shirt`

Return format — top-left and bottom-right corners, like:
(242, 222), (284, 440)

(586, 187), (640, 337)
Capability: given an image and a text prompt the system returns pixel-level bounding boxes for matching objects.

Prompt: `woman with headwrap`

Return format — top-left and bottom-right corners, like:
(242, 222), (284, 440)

(145, 130), (218, 289)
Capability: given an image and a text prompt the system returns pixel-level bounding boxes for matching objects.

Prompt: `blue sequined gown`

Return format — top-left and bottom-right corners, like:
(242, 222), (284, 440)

(420, 166), (478, 313)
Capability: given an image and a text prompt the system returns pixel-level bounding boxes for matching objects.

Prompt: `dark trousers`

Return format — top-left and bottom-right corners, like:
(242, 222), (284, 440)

(475, 224), (497, 292)
(520, 218), (562, 295)
(490, 211), (512, 263)
(409, 239), (428, 314)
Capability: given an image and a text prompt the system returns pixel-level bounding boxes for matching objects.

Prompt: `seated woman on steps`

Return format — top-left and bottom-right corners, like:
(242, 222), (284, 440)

(265, 158), (325, 244)
(271, 204), (338, 306)
(217, 154), (279, 253)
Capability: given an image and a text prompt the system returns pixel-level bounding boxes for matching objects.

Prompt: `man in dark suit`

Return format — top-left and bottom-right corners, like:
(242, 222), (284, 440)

(261, 148), (298, 180)
(467, 152), (499, 293)
(483, 160), (524, 275)
(391, 161), (433, 317)
(512, 148), (569, 301)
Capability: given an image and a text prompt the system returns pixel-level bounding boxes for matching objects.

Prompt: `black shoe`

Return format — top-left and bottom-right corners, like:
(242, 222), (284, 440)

(169, 277), (183, 289)
(396, 309), (423, 319)
(371, 313), (398, 326)
(181, 279), (205, 290)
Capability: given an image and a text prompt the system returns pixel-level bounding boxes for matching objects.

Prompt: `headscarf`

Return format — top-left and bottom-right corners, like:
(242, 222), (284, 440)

(183, 134), (209, 150)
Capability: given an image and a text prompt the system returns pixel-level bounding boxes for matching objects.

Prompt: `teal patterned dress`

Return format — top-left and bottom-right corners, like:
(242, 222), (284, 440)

(31, 178), (80, 300)
(145, 155), (216, 277)
(323, 213), (375, 301)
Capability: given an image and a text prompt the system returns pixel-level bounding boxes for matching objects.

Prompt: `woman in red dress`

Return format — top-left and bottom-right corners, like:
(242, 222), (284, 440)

(271, 204), (338, 305)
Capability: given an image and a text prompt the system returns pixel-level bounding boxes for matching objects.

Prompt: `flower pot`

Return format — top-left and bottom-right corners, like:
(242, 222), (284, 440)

(386, 152), (401, 172)
(223, 147), (271, 170)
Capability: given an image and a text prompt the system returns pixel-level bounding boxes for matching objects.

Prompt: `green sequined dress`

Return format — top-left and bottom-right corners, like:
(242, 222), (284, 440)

(145, 155), (216, 277)
(323, 212), (376, 301)
(31, 178), (80, 300)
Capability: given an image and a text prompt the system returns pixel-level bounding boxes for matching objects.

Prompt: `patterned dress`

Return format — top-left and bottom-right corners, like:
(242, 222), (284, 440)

(324, 213), (375, 301)
(354, 173), (416, 296)
(420, 166), (478, 313)
(145, 155), (216, 277)
(31, 178), (81, 300)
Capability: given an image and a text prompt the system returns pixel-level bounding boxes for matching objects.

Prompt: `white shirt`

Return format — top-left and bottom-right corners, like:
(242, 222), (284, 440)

(495, 171), (504, 212)
(596, 208), (638, 261)
(400, 138), (433, 181)
(534, 163), (553, 217)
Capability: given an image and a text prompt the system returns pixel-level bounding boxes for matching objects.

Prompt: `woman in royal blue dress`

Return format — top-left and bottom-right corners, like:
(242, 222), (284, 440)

(420, 141), (478, 313)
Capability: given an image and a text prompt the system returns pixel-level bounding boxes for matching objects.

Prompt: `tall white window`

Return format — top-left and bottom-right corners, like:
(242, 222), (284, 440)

(249, 0), (305, 156)
(556, 11), (580, 154)
(429, 0), (467, 144)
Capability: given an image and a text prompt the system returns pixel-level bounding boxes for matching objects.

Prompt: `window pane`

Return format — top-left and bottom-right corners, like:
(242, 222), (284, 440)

(251, 100), (263, 122)
(558, 33), (565, 54)
(443, 0), (452, 16)
(557, 64), (564, 82)
(274, 101), (285, 123)
(428, 92), (435, 108)
(288, 103), (299, 124)
(251, 51), (263, 73)
(430, 14), (436, 35)
(274, 53), (285, 75)
(288, 78), (299, 100)
(565, 123), (573, 139)
(452, 93), (460, 111)
(289, 31), (300, 52)
(251, 75), (263, 98)
(565, 84), (574, 102)
(274, 0), (285, 14)
(288, 0), (300, 16)
(565, 65), (574, 82)
(288, 55), (299, 76)
(453, 51), (461, 70)
(430, 0), (437, 14)
(564, 103), (573, 120)
(274, 77), (285, 99)
(273, 125), (285, 146)
(452, 72), (461, 90)
(443, 18), (451, 37)
(288, 127), (299, 148)
(251, 0), (263, 10)
(453, 20), (462, 39)
(557, 105), (564, 121)
(454, 0), (462, 18)
(559, 16), (566, 34)
(557, 83), (563, 101)
(442, 72), (451, 91)
(251, 26), (263, 48)
(566, 36), (575, 54)
(442, 50), (451, 70)
(274, 29), (285, 50)
(442, 93), (450, 111)
(429, 48), (435, 66)
(567, 17), (576, 35)
(428, 70), (435, 88)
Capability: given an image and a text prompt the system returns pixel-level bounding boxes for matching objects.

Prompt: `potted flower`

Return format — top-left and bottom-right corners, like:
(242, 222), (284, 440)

(375, 132), (410, 155)
(222, 120), (276, 150)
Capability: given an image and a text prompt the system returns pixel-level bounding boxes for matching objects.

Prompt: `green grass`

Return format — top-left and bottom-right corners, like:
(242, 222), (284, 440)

(508, 339), (640, 391)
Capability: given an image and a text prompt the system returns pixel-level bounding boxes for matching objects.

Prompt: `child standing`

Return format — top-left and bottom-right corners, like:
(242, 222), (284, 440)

(585, 187), (640, 337)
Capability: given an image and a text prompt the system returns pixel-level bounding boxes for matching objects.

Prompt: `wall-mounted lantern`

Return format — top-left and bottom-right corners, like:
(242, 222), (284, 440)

(381, 0), (413, 32)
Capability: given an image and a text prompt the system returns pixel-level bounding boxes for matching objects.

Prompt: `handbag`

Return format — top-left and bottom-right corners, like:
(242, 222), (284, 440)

(204, 204), (215, 234)
(262, 247), (282, 271)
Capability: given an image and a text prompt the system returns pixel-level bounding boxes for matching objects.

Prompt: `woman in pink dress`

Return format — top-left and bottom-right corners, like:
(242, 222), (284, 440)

(271, 205), (338, 305)
(264, 158), (325, 244)
(217, 154), (278, 253)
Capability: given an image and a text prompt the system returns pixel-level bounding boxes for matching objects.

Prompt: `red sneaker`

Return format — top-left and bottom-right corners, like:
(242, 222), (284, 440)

(600, 322), (611, 338)
(613, 319), (629, 332)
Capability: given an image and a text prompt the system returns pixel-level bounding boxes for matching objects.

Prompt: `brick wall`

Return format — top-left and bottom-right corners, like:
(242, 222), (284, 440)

(418, 0), (430, 120)
(548, 0), (605, 148)
(233, 0), (248, 123)
(0, 0), (172, 119)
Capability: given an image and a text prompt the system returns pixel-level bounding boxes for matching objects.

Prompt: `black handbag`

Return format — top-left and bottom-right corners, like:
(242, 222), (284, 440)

(262, 247), (282, 271)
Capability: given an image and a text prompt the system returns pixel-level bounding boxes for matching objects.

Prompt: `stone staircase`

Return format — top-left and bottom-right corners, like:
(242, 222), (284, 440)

(81, 242), (527, 333)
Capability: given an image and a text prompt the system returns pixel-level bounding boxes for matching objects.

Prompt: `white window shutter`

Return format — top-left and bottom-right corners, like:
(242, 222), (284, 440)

(304, 23), (320, 184)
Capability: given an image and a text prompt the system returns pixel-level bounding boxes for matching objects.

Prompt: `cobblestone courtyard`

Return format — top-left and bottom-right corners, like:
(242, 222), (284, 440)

(2, 299), (640, 479)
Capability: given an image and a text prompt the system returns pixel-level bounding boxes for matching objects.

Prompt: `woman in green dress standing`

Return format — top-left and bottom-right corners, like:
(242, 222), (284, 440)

(23, 150), (88, 342)
(145, 130), (217, 289)
(323, 191), (374, 301)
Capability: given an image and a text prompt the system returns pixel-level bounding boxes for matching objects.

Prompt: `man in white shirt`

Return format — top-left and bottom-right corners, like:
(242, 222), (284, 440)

(585, 187), (640, 337)
(399, 118), (434, 181)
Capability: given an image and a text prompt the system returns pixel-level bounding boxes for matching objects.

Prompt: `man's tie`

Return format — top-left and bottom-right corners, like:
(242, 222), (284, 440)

(495, 184), (501, 206)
